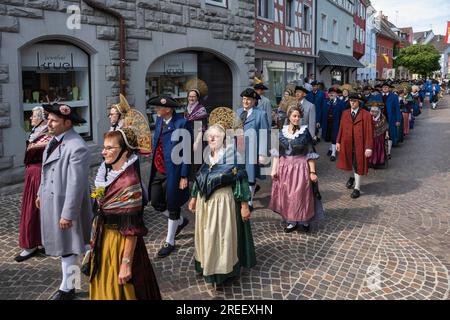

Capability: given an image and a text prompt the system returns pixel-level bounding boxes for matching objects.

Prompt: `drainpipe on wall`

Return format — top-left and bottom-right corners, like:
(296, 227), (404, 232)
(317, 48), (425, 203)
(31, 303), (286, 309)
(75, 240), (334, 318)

(83, 0), (127, 96)
(313, 0), (318, 80)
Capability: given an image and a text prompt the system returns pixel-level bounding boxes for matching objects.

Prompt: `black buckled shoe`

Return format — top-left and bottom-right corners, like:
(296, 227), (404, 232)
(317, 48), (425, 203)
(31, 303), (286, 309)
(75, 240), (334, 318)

(254, 184), (261, 195)
(14, 249), (38, 262)
(330, 156), (336, 162)
(158, 242), (175, 258)
(175, 218), (189, 238)
(351, 189), (361, 199)
(284, 224), (298, 233)
(50, 289), (76, 300)
(327, 150), (332, 156)
(346, 177), (355, 189)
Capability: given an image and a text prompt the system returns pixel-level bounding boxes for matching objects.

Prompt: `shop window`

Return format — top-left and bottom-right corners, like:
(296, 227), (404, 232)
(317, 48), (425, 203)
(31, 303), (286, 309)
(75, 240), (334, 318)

(146, 51), (232, 122)
(262, 60), (304, 106)
(331, 70), (343, 85)
(21, 41), (91, 139)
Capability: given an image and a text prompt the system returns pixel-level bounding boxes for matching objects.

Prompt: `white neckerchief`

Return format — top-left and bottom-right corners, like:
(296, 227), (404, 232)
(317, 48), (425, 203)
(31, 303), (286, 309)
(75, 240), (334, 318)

(28, 124), (48, 142)
(282, 125), (308, 140)
(95, 153), (138, 188)
(187, 102), (199, 115)
(164, 117), (172, 125)
(373, 113), (381, 121)
(208, 147), (226, 166)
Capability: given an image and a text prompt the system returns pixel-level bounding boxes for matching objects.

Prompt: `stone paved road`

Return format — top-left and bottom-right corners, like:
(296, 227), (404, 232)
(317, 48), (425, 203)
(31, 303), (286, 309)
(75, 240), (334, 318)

(0, 97), (449, 300)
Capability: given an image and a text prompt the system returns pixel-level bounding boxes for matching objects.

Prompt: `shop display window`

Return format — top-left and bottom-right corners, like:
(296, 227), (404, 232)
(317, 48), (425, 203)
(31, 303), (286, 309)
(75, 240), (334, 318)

(21, 42), (91, 139)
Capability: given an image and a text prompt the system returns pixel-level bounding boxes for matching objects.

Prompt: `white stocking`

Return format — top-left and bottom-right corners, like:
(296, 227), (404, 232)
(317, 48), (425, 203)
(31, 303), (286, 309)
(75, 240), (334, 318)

(60, 255), (78, 292)
(331, 144), (337, 157)
(166, 219), (178, 246)
(354, 172), (361, 190)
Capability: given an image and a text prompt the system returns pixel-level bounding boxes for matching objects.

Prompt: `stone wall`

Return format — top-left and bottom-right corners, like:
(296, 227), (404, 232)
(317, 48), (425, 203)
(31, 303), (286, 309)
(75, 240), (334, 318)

(0, 0), (256, 191)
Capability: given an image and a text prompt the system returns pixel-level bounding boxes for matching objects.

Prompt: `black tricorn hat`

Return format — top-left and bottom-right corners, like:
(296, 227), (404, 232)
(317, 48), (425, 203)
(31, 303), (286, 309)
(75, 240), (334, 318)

(295, 86), (310, 94)
(148, 95), (180, 108)
(240, 88), (261, 100)
(43, 103), (86, 124)
(254, 83), (269, 90)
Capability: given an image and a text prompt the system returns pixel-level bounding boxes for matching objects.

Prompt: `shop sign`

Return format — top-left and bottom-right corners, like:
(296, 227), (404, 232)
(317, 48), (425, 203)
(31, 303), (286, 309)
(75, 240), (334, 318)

(36, 52), (74, 72)
(21, 44), (89, 71)
(164, 61), (185, 75)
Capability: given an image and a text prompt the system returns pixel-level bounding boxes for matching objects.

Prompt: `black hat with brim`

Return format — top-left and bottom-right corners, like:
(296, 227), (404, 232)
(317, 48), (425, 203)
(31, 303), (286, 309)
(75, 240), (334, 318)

(43, 103), (86, 124)
(148, 95), (179, 108)
(381, 82), (395, 88)
(295, 86), (310, 94)
(348, 93), (364, 102)
(240, 88), (261, 100)
(254, 83), (269, 90)
(328, 87), (338, 93)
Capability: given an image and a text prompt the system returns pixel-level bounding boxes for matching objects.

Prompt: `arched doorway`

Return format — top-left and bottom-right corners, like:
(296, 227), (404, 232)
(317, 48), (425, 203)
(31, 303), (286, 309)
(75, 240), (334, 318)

(146, 50), (233, 122)
(20, 39), (92, 139)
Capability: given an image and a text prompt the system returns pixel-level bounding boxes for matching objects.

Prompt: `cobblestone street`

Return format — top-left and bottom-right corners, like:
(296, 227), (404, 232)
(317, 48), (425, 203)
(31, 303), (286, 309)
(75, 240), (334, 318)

(0, 97), (449, 300)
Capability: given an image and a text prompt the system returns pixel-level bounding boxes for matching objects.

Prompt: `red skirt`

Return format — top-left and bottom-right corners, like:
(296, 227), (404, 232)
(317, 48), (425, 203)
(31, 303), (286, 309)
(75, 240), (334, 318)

(19, 163), (42, 249)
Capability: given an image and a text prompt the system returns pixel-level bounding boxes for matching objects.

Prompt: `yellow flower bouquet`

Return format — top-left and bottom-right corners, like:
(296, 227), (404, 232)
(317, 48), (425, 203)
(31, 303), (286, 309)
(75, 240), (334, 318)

(90, 187), (106, 200)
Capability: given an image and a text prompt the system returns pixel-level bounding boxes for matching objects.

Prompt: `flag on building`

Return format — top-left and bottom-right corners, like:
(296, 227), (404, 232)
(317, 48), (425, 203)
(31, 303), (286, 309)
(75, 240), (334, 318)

(445, 21), (450, 44)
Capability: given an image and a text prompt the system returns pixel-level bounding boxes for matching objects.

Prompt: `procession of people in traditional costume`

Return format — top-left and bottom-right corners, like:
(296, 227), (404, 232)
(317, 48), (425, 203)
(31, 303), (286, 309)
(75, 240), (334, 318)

(14, 73), (443, 299)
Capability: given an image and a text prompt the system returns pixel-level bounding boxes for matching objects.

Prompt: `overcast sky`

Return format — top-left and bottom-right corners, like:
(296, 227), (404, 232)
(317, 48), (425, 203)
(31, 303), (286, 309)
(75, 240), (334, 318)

(370, 0), (450, 36)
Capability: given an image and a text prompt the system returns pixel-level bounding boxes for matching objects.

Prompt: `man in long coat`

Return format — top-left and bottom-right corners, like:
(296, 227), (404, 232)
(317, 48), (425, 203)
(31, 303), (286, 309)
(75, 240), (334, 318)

(254, 83), (273, 125)
(381, 82), (401, 156)
(321, 87), (346, 161)
(237, 88), (270, 211)
(37, 103), (92, 300)
(307, 81), (326, 142)
(148, 96), (191, 258)
(336, 93), (374, 199)
(295, 86), (317, 141)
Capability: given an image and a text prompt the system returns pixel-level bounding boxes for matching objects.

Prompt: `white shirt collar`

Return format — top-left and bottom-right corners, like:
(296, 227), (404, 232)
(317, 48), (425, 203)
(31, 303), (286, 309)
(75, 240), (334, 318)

(55, 131), (66, 142)
(164, 117), (172, 125)
(243, 107), (253, 118)
(351, 107), (359, 114)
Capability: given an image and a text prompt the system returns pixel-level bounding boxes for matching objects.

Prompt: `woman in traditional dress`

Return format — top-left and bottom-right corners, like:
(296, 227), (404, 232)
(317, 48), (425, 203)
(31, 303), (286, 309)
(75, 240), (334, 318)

(89, 128), (161, 300)
(399, 88), (412, 137)
(269, 106), (323, 233)
(406, 85), (421, 129)
(15, 107), (51, 262)
(367, 101), (389, 168)
(184, 88), (208, 176)
(188, 107), (256, 286)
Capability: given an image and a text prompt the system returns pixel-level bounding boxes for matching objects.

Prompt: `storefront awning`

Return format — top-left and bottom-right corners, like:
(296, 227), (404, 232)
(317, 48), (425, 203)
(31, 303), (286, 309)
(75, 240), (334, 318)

(317, 51), (365, 68)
